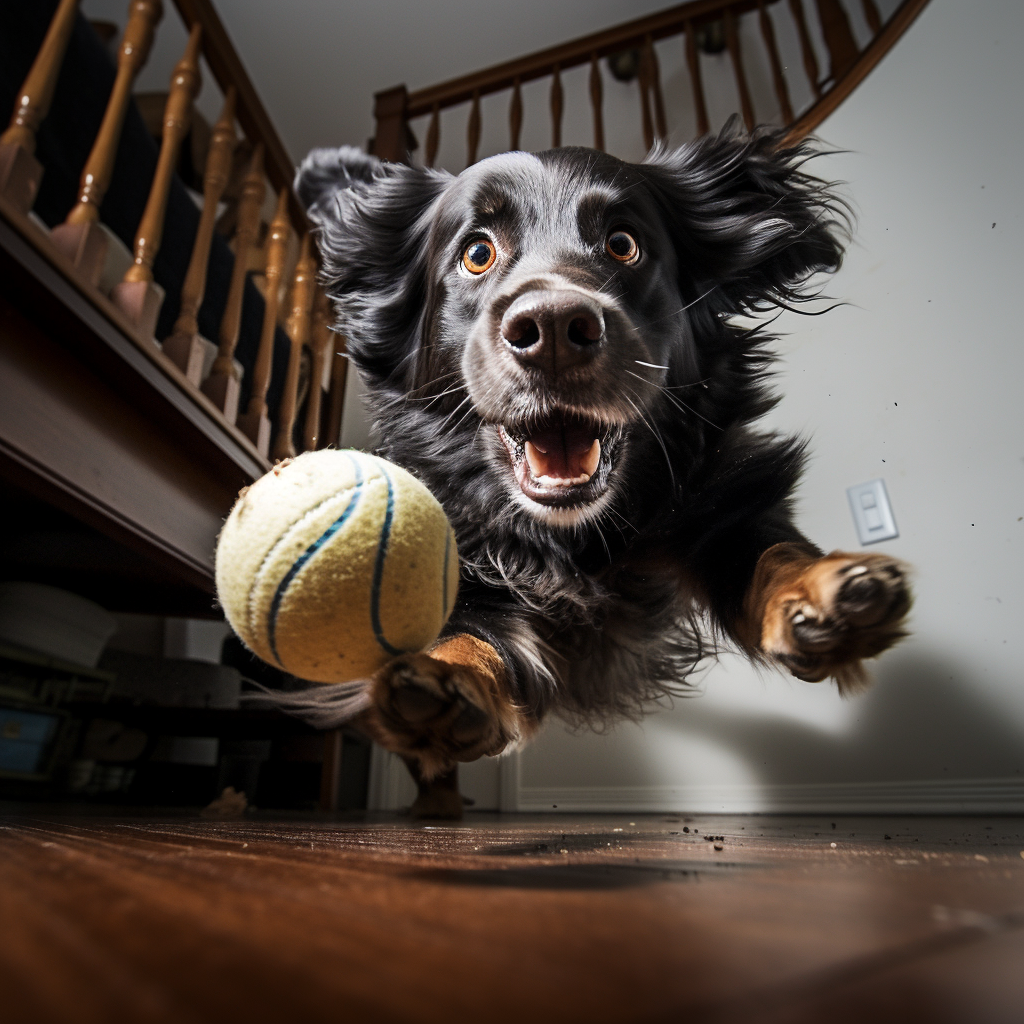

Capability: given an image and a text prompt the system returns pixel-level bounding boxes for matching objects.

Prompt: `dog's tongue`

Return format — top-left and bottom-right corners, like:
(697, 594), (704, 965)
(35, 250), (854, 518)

(525, 422), (601, 484)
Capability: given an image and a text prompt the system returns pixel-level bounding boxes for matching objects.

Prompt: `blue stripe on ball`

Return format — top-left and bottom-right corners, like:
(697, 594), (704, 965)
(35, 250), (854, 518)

(442, 528), (451, 618)
(266, 452), (366, 668)
(370, 462), (404, 658)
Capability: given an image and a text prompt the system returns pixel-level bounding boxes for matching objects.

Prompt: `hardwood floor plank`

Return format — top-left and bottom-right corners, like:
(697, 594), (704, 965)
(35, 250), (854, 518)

(1, 811), (1021, 1023)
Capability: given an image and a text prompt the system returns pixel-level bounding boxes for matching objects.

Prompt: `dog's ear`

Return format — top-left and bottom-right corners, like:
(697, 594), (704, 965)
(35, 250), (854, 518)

(296, 149), (451, 387)
(640, 124), (848, 312)
(294, 146), (381, 219)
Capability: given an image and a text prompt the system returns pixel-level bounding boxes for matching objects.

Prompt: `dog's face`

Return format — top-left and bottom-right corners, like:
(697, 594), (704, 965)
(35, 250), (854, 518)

(421, 150), (698, 526)
(304, 133), (845, 532)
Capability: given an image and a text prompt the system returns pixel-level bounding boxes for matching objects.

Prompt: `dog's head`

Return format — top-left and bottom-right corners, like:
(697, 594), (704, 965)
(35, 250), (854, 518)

(300, 129), (846, 532)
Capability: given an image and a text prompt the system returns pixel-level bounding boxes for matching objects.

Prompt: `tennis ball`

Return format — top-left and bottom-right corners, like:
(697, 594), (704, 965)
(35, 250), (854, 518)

(216, 449), (459, 684)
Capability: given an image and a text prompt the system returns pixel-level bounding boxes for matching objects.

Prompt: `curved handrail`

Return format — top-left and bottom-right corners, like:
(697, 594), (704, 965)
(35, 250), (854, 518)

(375, 0), (933, 166)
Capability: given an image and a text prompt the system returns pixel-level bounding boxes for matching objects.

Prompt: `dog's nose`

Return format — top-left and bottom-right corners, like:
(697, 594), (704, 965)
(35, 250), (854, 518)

(500, 290), (604, 374)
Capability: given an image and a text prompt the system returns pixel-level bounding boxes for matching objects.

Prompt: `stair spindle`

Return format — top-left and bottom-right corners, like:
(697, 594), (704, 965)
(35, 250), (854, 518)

(201, 143), (264, 424)
(550, 65), (563, 148)
(589, 54), (604, 152)
(51, 0), (164, 288)
(111, 24), (201, 340)
(788, 0), (822, 98)
(724, 8), (755, 131)
(324, 329), (349, 451)
(637, 45), (655, 150)
(163, 87), (237, 384)
(425, 103), (440, 168)
(467, 90), (481, 167)
(0, 0), (79, 213)
(684, 20), (710, 137)
(303, 288), (333, 452)
(816, 0), (859, 82)
(236, 186), (290, 455)
(861, 0), (883, 35)
(758, 0), (794, 124)
(272, 234), (315, 462)
(509, 78), (523, 151)
(645, 36), (667, 142)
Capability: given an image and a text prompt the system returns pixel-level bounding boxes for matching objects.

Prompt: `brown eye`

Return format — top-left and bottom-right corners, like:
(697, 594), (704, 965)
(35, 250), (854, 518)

(462, 239), (496, 274)
(606, 230), (639, 263)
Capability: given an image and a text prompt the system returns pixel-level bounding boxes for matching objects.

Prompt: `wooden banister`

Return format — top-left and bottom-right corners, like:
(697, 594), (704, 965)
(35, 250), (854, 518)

(589, 56), (604, 152)
(382, 0), (931, 170)
(324, 330), (349, 452)
(402, 0), (768, 117)
(783, 0), (932, 144)
(467, 90), (481, 167)
(163, 87), (237, 384)
(758, 0), (793, 124)
(51, 0), (163, 287)
(550, 67), (563, 149)
(201, 142), (264, 423)
(724, 8), (755, 131)
(271, 233), (315, 462)
(170, 0), (307, 232)
(684, 20), (710, 137)
(303, 288), (332, 452)
(0, 0), (80, 213)
(112, 24), (202, 339)
(237, 187), (290, 456)
(66, 0), (164, 227)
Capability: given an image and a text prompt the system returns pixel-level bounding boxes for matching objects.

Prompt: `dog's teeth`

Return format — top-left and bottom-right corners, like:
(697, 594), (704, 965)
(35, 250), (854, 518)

(525, 441), (545, 479)
(581, 438), (600, 478)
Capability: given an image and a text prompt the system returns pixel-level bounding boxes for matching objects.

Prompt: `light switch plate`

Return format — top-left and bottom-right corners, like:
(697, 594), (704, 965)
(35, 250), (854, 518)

(847, 478), (899, 545)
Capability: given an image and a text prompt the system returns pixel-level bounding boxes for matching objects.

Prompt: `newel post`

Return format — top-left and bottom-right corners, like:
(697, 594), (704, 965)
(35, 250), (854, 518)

(372, 85), (410, 163)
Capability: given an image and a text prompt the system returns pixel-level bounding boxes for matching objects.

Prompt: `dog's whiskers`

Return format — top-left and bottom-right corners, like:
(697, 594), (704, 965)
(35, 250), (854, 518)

(622, 390), (676, 493)
(625, 370), (721, 431)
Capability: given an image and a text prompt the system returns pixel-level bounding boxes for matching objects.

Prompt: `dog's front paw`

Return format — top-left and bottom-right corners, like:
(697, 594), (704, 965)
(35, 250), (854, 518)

(762, 552), (911, 691)
(370, 653), (507, 779)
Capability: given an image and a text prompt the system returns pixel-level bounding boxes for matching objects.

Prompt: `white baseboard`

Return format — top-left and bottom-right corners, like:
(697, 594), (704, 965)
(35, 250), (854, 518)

(370, 744), (1024, 815)
(513, 776), (1024, 814)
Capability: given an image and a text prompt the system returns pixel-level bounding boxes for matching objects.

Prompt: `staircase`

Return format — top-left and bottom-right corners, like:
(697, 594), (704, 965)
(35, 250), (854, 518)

(371, 0), (931, 168)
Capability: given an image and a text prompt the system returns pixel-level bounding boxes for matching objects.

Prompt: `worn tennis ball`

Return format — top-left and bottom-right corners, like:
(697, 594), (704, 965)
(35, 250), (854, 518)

(216, 449), (458, 684)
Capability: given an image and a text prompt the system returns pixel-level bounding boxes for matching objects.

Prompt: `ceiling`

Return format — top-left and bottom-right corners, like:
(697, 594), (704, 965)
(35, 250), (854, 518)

(82, 0), (671, 165)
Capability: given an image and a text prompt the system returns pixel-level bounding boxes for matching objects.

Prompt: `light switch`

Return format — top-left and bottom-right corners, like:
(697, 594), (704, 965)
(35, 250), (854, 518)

(847, 478), (899, 545)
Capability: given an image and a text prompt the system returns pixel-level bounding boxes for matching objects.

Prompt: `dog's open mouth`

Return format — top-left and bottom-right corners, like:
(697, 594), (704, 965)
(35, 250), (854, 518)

(498, 414), (617, 507)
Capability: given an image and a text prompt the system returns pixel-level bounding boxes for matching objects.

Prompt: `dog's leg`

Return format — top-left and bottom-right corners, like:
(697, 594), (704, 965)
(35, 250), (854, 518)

(737, 542), (912, 692)
(367, 633), (533, 782)
(398, 756), (465, 820)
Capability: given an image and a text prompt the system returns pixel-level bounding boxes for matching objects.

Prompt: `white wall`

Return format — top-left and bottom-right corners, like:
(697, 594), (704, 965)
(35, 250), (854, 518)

(76, 0), (1024, 811)
(515, 0), (1024, 813)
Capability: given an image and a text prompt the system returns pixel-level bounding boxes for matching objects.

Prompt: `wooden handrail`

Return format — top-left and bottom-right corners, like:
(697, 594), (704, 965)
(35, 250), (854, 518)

(380, 0), (932, 170)
(170, 0), (307, 232)
(403, 0), (771, 117)
(783, 0), (932, 144)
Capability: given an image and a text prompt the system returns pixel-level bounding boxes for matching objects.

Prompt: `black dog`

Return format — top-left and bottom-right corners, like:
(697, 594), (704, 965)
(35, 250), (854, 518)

(293, 127), (910, 817)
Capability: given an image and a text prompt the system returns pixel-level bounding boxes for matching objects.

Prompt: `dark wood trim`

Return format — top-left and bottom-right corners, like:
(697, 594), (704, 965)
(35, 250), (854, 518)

(170, 0), (307, 231)
(783, 0), (933, 144)
(0, 196), (269, 482)
(372, 85), (410, 163)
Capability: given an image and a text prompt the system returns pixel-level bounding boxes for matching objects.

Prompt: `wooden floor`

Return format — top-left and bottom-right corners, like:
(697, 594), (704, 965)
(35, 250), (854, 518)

(1, 808), (1022, 1023)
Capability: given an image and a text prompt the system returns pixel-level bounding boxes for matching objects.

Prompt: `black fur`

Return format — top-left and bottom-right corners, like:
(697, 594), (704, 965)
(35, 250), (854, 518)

(291, 124), (849, 726)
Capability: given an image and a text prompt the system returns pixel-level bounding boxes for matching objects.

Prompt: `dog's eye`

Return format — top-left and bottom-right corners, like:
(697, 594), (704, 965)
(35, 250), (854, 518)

(606, 230), (639, 264)
(462, 239), (497, 275)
